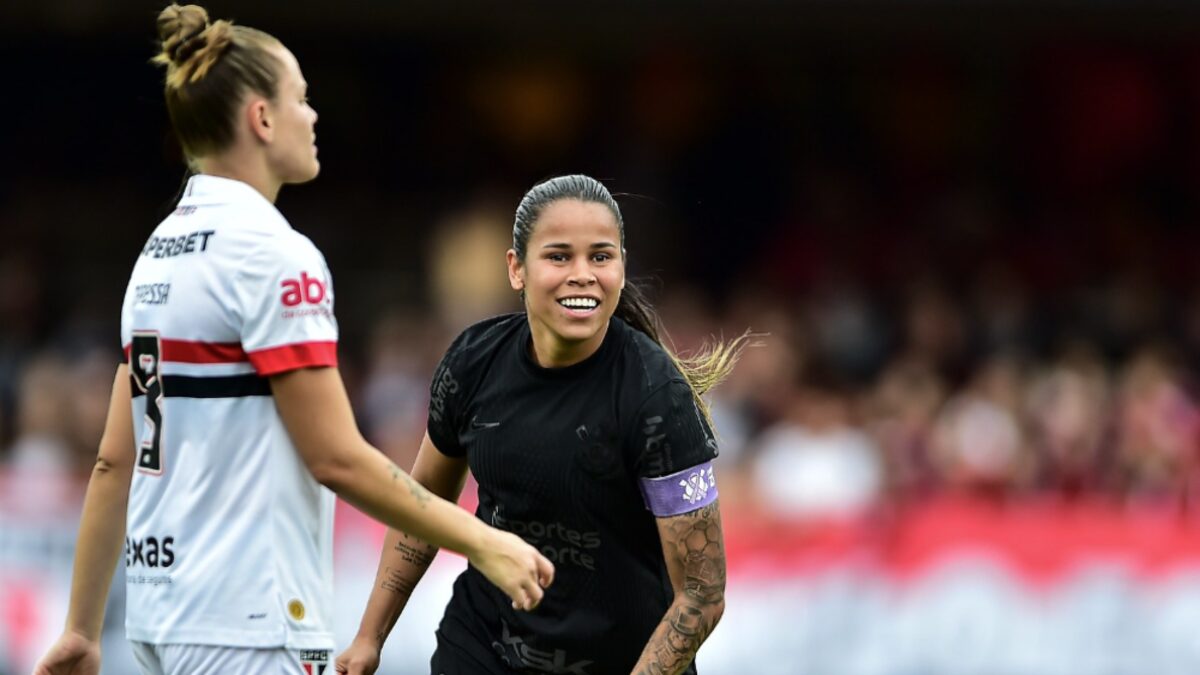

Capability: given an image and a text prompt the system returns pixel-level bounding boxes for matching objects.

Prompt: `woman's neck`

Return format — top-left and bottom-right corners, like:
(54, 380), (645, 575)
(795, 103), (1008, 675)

(194, 153), (281, 203)
(527, 319), (609, 369)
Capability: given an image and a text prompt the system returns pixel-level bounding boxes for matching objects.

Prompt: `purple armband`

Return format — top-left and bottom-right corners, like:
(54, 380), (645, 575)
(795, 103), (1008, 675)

(638, 461), (718, 516)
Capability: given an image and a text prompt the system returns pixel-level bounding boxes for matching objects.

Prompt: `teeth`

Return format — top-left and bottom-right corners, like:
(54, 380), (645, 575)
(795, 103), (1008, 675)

(559, 297), (598, 309)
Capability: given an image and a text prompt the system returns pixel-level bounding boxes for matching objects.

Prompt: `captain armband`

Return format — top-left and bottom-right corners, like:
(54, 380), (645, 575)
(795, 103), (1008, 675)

(638, 461), (718, 517)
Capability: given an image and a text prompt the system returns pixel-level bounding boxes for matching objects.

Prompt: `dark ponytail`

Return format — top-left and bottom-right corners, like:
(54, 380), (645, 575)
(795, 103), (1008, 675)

(512, 175), (749, 424)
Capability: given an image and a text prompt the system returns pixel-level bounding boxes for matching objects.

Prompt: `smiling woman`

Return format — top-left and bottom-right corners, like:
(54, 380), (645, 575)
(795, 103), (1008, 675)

(337, 174), (751, 675)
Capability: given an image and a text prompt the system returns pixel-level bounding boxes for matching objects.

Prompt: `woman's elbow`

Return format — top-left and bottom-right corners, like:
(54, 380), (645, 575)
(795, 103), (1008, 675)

(706, 595), (726, 627)
(298, 442), (360, 491)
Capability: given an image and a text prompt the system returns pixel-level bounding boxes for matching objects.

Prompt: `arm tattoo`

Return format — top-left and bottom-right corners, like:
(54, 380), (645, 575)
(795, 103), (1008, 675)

(380, 566), (416, 596)
(393, 532), (435, 567)
(389, 462), (431, 507)
(634, 501), (726, 675)
(379, 534), (435, 595)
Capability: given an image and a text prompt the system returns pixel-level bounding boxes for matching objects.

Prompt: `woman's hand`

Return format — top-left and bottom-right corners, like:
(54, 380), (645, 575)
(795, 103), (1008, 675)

(334, 634), (383, 675)
(469, 528), (555, 611)
(33, 631), (101, 675)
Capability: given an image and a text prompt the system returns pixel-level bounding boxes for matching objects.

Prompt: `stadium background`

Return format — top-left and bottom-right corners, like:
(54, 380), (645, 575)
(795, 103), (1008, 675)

(5, 1), (1200, 673)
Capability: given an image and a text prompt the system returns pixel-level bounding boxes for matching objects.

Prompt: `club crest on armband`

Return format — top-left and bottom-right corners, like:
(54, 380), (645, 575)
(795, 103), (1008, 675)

(680, 466), (716, 504)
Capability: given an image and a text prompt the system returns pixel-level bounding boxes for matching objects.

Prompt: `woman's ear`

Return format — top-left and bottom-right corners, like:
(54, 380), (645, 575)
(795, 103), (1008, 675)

(506, 249), (524, 292)
(247, 97), (272, 143)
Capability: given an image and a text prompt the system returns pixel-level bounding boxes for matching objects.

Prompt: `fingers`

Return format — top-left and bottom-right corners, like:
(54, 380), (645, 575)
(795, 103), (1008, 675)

(536, 553), (555, 589)
(335, 652), (375, 675)
(520, 547), (553, 609)
(509, 573), (546, 612)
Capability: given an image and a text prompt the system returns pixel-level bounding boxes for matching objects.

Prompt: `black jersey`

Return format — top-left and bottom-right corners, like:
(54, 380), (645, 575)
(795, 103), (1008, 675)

(427, 314), (718, 675)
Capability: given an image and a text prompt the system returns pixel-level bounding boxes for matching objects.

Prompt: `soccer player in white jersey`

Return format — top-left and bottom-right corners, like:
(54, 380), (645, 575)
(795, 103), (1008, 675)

(33, 5), (553, 675)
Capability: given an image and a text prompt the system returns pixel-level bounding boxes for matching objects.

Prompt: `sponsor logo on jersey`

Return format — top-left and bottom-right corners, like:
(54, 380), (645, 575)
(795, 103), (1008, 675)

(471, 415), (501, 429)
(140, 230), (215, 258)
(428, 367), (459, 423)
(280, 272), (329, 307)
(492, 506), (600, 571)
(492, 620), (595, 675)
(641, 415), (670, 476)
(288, 598), (306, 621)
(125, 535), (175, 568)
(680, 466), (716, 504)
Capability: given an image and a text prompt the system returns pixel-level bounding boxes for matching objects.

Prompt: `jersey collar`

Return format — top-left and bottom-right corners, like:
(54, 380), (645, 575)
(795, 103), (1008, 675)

(178, 174), (278, 211)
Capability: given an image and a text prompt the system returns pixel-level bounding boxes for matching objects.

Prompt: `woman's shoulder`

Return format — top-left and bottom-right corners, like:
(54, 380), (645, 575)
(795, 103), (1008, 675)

(444, 313), (525, 362)
(612, 317), (687, 394)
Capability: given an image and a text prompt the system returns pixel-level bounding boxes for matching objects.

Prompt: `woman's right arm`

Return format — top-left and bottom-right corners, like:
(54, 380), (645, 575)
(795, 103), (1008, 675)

(335, 432), (468, 675)
(270, 367), (553, 613)
(35, 365), (136, 675)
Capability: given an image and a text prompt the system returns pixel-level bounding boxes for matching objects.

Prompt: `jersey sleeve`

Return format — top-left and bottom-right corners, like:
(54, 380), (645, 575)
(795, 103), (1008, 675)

(237, 233), (339, 376)
(426, 337), (468, 458)
(630, 379), (721, 516)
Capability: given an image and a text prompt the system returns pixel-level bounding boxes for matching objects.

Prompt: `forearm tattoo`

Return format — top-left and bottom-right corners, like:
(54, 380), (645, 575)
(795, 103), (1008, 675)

(381, 566), (416, 596)
(389, 462), (431, 507)
(393, 532), (435, 567)
(380, 535), (435, 595)
(634, 501), (726, 675)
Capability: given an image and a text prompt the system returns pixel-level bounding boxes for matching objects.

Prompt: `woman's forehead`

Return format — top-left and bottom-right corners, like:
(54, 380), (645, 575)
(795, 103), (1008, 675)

(531, 200), (620, 239)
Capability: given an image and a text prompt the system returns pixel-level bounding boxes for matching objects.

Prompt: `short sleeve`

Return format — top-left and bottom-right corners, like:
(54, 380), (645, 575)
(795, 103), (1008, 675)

(427, 342), (466, 458)
(237, 235), (338, 376)
(631, 379), (721, 516)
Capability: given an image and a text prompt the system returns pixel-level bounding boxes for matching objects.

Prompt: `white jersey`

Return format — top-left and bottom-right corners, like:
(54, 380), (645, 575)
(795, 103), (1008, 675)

(120, 174), (338, 650)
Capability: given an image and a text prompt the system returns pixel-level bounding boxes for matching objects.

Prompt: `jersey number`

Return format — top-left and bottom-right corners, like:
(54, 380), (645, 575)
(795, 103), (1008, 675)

(130, 332), (165, 475)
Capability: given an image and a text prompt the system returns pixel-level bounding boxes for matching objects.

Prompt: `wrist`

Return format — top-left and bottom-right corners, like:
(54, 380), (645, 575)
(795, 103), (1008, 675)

(462, 516), (494, 561)
(64, 616), (103, 643)
(353, 629), (386, 650)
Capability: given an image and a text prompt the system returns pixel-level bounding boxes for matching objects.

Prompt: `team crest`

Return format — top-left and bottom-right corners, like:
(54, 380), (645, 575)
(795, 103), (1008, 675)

(680, 466), (716, 504)
(299, 649), (329, 675)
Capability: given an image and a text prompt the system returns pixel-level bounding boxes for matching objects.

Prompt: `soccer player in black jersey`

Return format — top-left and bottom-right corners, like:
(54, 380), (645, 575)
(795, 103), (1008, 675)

(336, 175), (747, 675)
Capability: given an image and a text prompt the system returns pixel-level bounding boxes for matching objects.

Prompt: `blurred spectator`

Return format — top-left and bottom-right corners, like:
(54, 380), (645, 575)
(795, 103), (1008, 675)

(1025, 344), (1112, 499)
(1111, 346), (1200, 506)
(751, 365), (883, 520)
(929, 354), (1035, 497)
(357, 310), (441, 469)
(864, 356), (946, 503)
(899, 279), (970, 381)
(2, 352), (84, 518)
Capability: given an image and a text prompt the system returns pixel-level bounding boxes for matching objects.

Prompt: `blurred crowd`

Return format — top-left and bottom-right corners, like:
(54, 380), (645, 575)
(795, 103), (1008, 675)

(5, 35), (1200, 523)
(4, 259), (1200, 522)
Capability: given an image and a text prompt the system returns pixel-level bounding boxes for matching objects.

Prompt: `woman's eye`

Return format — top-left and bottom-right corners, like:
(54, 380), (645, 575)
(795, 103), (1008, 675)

(548, 253), (568, 262)
(593, 253), (612, 263)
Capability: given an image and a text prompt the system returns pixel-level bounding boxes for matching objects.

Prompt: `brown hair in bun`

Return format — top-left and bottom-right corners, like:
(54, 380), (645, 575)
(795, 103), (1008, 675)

(151, 4), (283, 160)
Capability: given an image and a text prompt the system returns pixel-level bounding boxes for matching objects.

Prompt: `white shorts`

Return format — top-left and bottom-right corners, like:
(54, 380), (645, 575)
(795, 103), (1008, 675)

(130, 642), (331, 675)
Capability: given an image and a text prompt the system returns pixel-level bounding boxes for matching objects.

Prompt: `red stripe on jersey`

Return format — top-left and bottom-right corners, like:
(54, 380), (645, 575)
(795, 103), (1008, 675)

(122, 339), (248, 364)
(248, 341), (338, 375)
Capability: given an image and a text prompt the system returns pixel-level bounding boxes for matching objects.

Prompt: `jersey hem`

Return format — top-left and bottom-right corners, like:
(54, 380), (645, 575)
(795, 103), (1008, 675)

(125, 625), (335, 651)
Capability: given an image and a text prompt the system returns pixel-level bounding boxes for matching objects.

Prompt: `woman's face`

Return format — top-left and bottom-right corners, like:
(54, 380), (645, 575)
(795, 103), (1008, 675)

(264, 46), (319, 184)
(507, 199), (625, 365)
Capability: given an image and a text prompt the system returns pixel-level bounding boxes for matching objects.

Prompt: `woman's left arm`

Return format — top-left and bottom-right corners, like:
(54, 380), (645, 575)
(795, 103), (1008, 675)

(630, 499), (726, 675)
